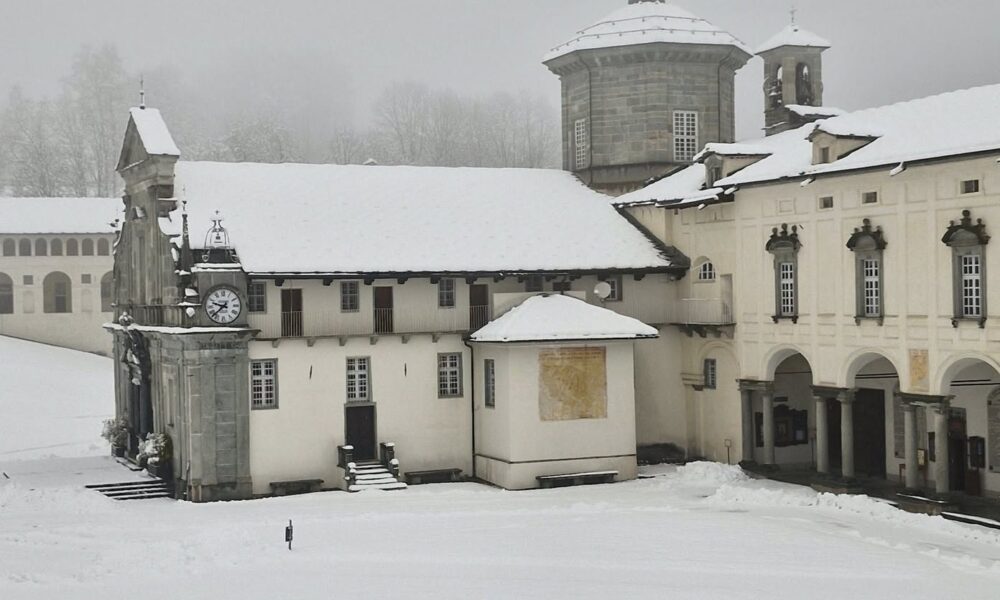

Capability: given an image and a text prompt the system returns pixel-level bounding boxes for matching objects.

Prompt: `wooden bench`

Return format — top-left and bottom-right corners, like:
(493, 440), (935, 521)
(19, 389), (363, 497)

(404, 468), (462, 485)
(269, 479), (324, 497)
(536, 471), (617, 489)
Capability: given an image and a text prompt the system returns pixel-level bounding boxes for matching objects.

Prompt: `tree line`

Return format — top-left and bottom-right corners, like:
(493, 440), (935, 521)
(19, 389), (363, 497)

(0, 45), (560, 198)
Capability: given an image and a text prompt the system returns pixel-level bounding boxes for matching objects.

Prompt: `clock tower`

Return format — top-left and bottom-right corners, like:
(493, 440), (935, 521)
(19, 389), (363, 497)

(110, 106), (254, 502)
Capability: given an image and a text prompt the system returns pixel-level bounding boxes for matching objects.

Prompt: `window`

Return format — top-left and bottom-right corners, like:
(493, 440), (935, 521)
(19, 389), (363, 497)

(484, 359), (496, 408)
(18, 239), (31, 256)
(346, 357), (370, 402)
(703, 359), (717, 390)
(247, 281), (267, 313)
(35, 239), (47, 256)
(0, 273), (12, 314)
(524, 275), (543, 292)
(962, 179), (981, 194)
(100, 272), (113, 312)
(847, 219), (886, 322)
(81, 239), (94, 256)
(97, 238), (110, 256)
(50, 239), (63, 256)
(438, 278), (456, 308)
(574, 118), (588, 170)
(602, 275), (623, 301)
(862, 258), (881, 317)
(819, 147), (831, 164)
(340, 281), (359, 312)
(552, 281), (571, 292)
(437, 353), (462, 398)
(779, 262), (796, 316)
(698, 262), (716, 281)
(43, 271), (72, 313)
(862, 191), (879, 205)
(961, 254), (982, 318)
(2, 239), (13, 257)
(250, 359), (278, 409)
(66, 239), (78, 256)
(942, 210), (989, 326)
(23, 275), (33, 285)
(819, 196), (834, 210)
(673, 111), (699, 162)
(81, 274), (92, 284)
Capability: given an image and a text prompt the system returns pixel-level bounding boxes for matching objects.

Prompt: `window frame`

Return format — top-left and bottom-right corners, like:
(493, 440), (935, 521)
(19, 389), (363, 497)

(673, 110), (699, 162)
(600, 275), (623, 302)
(438, 278), (456, 309)
(697, 261), (716, 282)
(100, 272), (113, 313)
(847, 219), (887, 324)
(818, 196), (834, 210)
(703, 358), (717, 390)
(861, 191), (879, 205)
(340, 280), (360, 313)
(247, 281), (267, 313)
(766, 224), (801, 323)
(346, 356), (371, 403)
(942, 210), (989, 327)
(484, 358), (496, 409)
(961, 179), (981, 195)
(250, 358), (279, 410)
(524, 275), (543, 293)
(574, 118), (588, 170)
(437, 352), (463, 398)
(0, 273), (13, 314)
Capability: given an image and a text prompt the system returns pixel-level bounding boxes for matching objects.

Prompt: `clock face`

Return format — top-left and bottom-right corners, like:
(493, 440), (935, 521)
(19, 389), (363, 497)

(204, 287), (243, 324)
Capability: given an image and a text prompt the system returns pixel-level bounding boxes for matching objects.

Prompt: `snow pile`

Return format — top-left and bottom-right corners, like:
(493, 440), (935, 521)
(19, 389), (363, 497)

(470, 294), (658, 343)
(175, 161), (673, 274)
(129, 107), (180, 156)
(672, 461), (748, 486)
(756, 23), (831, 54)
(694, 142), (773, 160)
(786, 104), (845, 118)
(0, 197), (121, 234)
(545, 2), (750, 62)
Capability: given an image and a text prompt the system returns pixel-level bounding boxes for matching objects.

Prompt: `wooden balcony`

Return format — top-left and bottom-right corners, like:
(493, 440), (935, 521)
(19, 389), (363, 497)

(670, 298), (735, 338)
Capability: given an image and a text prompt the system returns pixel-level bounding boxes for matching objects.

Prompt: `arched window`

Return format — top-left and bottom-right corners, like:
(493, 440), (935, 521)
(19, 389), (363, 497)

(19, 239), (31, 256)
(2, 239), (14, 257)
(50, 239), (63, 256)
(43, 272), (72, 313)
(81, 239), (95, 256)
(100, 272), (114, 312)
(66, 239), (79, 256)
(97, 238), (110, 256)
(769, 66), (784, 109)
(698, 261), (716, 282)
(796, 64), (814, 106)
(0, 272), (13, 314)
(35, 238), (47, 256)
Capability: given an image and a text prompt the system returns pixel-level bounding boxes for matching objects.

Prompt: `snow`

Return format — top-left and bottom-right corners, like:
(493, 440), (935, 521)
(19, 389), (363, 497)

(0, 197), (121, 234)
(129, 107), (180, 157)
(174, 161), (673, 274)
(694, 142), (772, 161)
(544, 2), (750, 63)
(0, 336), (112, 461)
(5, 347), (1000, 598)
(470, 293), (658, 343)
(755, 23), (832, 54)
(786, 103), (846, 118)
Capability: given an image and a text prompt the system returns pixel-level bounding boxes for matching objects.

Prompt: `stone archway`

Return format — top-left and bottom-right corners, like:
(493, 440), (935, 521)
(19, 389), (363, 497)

(941, 357), (1000, 495)
(844, 354), (899, 480)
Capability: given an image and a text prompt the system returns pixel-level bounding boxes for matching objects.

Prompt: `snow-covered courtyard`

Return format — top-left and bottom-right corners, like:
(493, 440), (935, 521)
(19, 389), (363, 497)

(3, 336), (1000, 599)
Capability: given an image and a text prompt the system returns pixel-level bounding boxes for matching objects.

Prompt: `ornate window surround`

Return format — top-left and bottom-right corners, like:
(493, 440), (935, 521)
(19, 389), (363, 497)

(942, 209), (990, 328)
(846, 218), (887, 325)
(766, 224), (801, 323)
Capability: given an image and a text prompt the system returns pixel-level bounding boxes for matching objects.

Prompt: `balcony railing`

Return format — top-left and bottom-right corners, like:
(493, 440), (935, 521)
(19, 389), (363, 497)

(672, 298), (734, 325)
(250, 305), (493, 339)
(469, 304), (490, 332)
(281, 310), (303, 337)
(374, 308), (394, 334)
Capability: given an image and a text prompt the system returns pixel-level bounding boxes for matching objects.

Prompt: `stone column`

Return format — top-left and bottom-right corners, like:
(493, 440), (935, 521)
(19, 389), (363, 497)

(933, 405), (950, 496)
(814, 395), (829, 475)
(903, 402), (919, 490)
(740, 388), (754, 463)
(839, 390), (855, 480)
(762, 389), (775, 466)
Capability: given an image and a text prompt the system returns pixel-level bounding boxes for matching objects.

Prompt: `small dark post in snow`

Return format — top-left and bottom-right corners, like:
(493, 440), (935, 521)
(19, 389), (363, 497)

(724, 439), (732, 465)
(285, 519), (293, 550)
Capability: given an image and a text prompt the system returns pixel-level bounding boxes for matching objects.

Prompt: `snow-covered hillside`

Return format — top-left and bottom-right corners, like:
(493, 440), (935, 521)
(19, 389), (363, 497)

(0, 335), (112, 460)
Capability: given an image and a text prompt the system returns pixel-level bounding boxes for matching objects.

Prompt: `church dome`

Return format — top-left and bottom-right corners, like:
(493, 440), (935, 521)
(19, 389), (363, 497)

(544, 0), (751, 63)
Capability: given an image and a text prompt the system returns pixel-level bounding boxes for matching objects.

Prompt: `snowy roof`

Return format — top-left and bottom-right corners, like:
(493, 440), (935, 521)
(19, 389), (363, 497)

(617, 83), (1000, 204)
(0, 197), (122, 234)
(694, 142), (773, 161)
(470, 294), (658, 343)
(544, 2), (750, 63)
(129, 107), (180, 157)
(171, 162), (674, 275)
(785, 104), (845, 118)
(755, 24), (831, 54)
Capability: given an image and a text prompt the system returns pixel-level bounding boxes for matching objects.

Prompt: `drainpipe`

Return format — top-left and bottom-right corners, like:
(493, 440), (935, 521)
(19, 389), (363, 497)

(463, 338), (477, 479)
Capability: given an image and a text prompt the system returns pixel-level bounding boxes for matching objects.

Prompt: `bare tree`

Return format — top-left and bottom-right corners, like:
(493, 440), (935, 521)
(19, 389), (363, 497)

(0, 88), (65, 196)
(327, 125), (368, 165)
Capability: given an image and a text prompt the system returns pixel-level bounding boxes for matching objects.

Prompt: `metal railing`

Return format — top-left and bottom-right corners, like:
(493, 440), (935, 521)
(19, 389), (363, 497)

(249, 305), (494, 339)
(469, 304), (490, 331)
(672, 298), (734, 325)
(281, 310), (303, 337)
(374, 308), (394, 334)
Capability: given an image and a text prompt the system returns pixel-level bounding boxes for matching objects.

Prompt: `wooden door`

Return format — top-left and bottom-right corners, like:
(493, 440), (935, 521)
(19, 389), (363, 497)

(373, 287), (393, 333)
(853, 389), (886, 478)
(281, 289), (303, 337)
(469, 284), (489, 330)
(345, 404), (377, 461)
(948, 409), (967, 491)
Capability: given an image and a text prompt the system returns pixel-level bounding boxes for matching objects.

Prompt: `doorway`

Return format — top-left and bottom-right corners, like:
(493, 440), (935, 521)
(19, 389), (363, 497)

(373, 287), (393, 334)
(345, 404), (377, 461)
(469, 284), (489, 331)
(828, 390), (886, 478)
(948, 408), (967, 492)
(281, 289), (303, 337)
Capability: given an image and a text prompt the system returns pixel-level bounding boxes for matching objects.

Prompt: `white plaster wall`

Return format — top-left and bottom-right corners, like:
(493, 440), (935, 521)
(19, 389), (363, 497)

(248, 334), (472, 495)
(0, 234), (114, 355)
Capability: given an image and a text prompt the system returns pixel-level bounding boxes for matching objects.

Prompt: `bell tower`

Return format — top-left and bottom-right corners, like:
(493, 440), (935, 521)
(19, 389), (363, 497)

(757, 18), (832, 135)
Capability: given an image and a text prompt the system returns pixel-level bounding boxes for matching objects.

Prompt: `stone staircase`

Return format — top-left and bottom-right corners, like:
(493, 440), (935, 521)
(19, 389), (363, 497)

(348, 460), (408, 492)
(86, 478), (173, 501)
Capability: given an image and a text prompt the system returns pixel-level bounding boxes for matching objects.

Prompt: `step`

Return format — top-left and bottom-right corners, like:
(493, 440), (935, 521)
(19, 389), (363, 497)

(102, 486), (170, 498)
(355, 472), (394, 481)
(114, 492), (174, 501)
(86, 480), (164, 491)
(354, 466), (391, 474)
(349, 482), (408, 492)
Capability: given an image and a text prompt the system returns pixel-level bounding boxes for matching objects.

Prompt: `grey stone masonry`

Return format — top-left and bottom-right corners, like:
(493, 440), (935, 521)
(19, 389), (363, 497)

(759, 45), (827, 136)
(545, 42), (749, 196)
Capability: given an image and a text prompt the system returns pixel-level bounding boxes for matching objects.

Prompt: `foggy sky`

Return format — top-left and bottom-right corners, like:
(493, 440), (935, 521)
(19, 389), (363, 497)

(2, 0), (1000, 141)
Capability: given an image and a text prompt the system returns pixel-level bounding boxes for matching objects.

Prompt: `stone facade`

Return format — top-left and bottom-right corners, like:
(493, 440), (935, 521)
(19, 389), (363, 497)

(760, 44), (827, 136)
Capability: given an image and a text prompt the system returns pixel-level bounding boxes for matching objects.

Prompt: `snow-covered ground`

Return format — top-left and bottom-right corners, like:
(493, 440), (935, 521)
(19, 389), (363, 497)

(4, 336), (1000, 599)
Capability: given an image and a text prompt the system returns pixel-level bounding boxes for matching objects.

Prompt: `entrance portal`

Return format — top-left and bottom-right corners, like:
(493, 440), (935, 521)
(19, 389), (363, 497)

(345, 404), (377, 461)
(826, 389), (887, 478)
